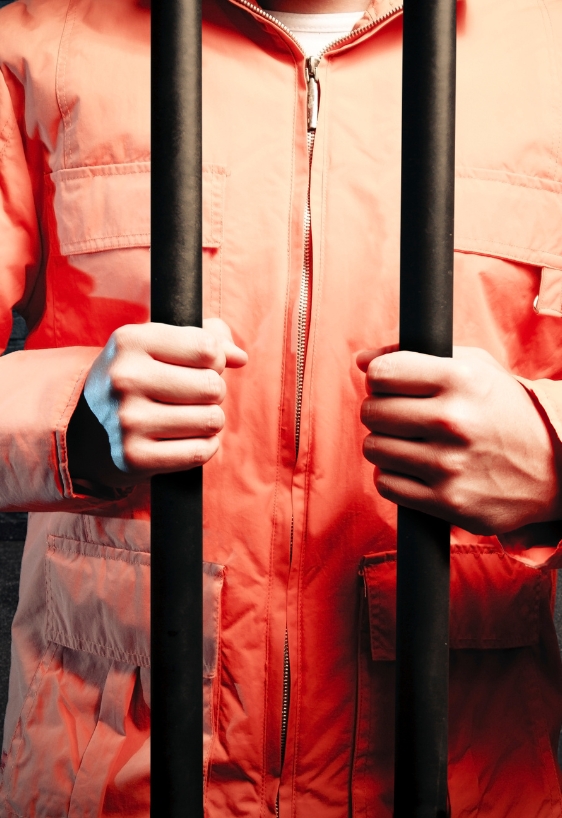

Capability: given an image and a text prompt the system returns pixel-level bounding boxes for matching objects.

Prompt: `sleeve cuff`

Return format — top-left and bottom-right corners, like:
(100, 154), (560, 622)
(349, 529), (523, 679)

(498, 522), (562, 568)
(0, 346), (131, 511)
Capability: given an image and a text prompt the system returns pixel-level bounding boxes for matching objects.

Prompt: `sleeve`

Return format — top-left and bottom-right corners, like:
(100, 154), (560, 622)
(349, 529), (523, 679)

(497, 376), (562, 569)
(0, 70), (110, 512)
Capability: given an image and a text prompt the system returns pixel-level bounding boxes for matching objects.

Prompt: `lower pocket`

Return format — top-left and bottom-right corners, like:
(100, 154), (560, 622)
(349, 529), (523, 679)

(2, 535), (224, 816)
(352, 546), (562, 818)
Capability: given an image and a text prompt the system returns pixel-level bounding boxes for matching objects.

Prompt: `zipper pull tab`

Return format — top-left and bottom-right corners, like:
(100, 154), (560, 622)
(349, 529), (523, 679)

(306, 57), (320, 131)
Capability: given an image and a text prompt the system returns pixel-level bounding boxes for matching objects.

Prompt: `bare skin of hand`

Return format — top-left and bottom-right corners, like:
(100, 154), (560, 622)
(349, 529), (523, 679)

(78, 318), (247, 487)
(357, 346), (562, 535)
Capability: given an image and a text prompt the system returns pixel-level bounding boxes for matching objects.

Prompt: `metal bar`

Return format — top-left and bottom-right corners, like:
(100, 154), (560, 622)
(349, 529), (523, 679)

(393, 0), (456, 813)
(151, 0), (203, 815)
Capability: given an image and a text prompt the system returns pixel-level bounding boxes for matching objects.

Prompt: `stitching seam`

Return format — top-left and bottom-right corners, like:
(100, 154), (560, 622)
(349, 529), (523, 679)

(54, 364), (89, 499)
(55, 0), (78, 169)
(456, 166), (562, 192)
(48, 534), (151, 559)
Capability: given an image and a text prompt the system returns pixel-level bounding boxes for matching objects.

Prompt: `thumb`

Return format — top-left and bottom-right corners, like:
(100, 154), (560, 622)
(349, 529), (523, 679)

(204, 317), (248, 369)
(356, 343), (399, 373)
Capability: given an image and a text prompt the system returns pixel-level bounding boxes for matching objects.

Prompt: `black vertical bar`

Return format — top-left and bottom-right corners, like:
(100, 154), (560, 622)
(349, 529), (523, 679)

(151, 0), (203, 815)
(394, 0), (456, 814)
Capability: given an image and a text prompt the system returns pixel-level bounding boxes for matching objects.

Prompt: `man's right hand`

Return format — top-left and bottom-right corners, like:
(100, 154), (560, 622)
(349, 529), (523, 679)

(68, 318), (247, 488)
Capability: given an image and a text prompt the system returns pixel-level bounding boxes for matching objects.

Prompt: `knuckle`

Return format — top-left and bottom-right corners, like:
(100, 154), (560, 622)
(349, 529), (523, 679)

(360, 397), (376, 425)
(190, 439), (217, 466)
(117, 403), (135, 434)
(440, 446), (467, 478)
(108, 361), (135, 395)
(206, 406), (225, 434)
(369, 355), (394, 384)
(196, 331), (219, 363)
(111, 324), (137, 353)
(203, 370), (224, 402)
(121, 437), (144, 471)
(362, 434), (378, 458)
(441, 481), (471, 519)
(437, 399), (472, 440)
(117, 399), (145, 435)
(375, 472), (393, 499)
(449, 360), (475, 389)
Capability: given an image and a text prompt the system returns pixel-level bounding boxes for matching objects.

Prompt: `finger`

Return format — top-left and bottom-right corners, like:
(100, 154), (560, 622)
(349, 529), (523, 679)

(204, 317), (248, 369)
(361, 394), (442, 438)
(374, 469), (444, 516)
(374, 469), (459, 524)
(365, 350), (454, 396)
(111, 358), (226, 405)
(363, 434), (442, 482)
(120, 400), (225, 440)
(356, 344), (399, 373)
(223, 340), (248, 368)
(122, 435), (221, 475)
(117, 323), (229, 372)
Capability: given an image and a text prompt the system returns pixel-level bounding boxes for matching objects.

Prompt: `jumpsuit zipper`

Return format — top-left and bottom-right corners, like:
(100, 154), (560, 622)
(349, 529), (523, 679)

(231, 3), (403, 811)
(278, 64), (317, 817)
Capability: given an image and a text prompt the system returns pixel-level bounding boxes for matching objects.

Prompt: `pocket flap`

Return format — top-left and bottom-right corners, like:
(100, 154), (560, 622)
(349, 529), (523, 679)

(455, 169), (562, 270)
(51, 162), (150, 255)
(46, 535), (150, 666)
(361, 545), (548, 661)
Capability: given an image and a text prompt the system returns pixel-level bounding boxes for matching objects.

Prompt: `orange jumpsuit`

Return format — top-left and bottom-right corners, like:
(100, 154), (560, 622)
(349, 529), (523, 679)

(1, 0), (562, 815)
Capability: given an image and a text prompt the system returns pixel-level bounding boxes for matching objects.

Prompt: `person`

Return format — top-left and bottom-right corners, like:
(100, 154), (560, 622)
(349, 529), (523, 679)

(1, 0), (562, 814)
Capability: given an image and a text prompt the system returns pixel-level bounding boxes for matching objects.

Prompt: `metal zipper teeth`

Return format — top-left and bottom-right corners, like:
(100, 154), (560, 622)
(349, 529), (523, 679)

(232, 0), (404, 63)
(280, 630), (290, 751)
(295, 128), (315, 455)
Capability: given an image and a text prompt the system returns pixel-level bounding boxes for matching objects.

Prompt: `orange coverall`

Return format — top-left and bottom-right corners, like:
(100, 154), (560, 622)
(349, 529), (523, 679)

(1, 0), (562, 815)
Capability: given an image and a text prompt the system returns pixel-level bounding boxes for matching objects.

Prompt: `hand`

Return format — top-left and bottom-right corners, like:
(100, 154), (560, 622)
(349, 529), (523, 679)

(357, 346), (562, 534)
(73, 318), (247, 487)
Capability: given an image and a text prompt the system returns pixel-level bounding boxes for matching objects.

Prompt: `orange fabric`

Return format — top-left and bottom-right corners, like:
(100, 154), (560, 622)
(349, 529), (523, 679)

(0, 0), (562, 815)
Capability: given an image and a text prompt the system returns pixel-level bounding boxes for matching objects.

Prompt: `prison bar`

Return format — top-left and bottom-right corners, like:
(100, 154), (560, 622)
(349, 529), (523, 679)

(393, 0), (457, 814)
(150, 0), (204, 815)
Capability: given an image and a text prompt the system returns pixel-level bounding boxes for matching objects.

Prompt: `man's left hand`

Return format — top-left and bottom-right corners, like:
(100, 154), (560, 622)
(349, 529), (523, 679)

(358, 346), (562, 534)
